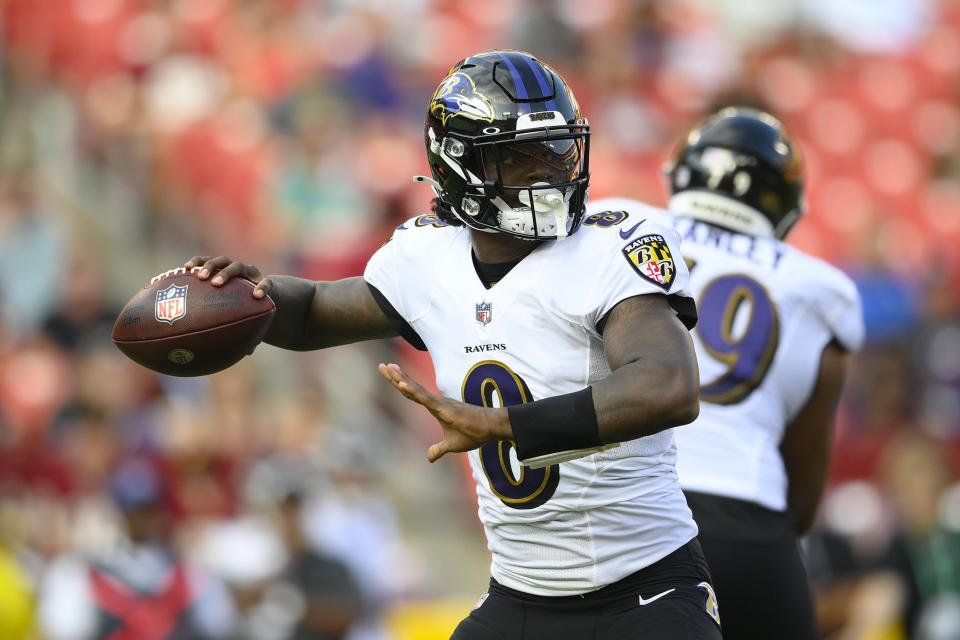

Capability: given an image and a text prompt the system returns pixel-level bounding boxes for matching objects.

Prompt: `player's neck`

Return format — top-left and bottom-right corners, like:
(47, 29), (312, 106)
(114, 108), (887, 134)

(470, 230), (542, 264)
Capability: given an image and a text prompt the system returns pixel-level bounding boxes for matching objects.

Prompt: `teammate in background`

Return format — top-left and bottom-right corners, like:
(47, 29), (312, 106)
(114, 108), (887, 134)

(592, 107), (865, 640)
(185, 50), (721, 639)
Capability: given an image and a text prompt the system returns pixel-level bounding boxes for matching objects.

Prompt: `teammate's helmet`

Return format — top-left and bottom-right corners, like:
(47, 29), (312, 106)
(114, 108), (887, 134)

(418, 50), (590, 240)
(666, 107), (804, 239)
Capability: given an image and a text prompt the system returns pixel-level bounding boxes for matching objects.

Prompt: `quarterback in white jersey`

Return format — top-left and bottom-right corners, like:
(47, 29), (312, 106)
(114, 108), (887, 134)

(593, 108), (864, 640)
(365, 207), (698, 596)
(186, 51), (722, 639)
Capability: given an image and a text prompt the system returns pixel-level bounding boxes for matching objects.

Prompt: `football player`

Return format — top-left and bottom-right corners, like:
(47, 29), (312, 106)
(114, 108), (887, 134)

(591, 107), (865, 640)
(187, 51), (722, 639)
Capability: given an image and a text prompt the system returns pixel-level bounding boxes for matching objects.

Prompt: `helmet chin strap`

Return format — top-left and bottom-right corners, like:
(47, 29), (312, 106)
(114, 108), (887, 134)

(494, 183), (570, 238)
(413, 175), (498, 233)
(413, 175), (573, 239)
(413, 175), (442, 193)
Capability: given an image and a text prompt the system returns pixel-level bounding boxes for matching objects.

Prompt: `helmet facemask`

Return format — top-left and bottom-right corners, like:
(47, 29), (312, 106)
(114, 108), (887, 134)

(426, 120), (589, 240)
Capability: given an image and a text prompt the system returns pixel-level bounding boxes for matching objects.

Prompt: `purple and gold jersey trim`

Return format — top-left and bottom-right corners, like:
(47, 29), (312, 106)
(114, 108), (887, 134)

(414, 213), (449, 228)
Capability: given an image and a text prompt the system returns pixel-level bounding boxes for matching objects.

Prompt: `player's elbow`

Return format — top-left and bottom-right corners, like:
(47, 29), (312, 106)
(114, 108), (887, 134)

(680, 395), (701, 425)
(787, 486), (823, 535)
(605, 353), (700, 438)
(659, 337), (701, 427)
(666, 387), (700, 427)
(646, 369), (699, 428)
(794, 512), (815, 535)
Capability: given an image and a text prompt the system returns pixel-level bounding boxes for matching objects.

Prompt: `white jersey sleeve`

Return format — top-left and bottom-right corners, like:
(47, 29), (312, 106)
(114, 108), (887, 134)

(773, 250), (865, 421)
(562, 199), (695, 334)
(792, 256), (865, 353)
(363, 214), (451, 325)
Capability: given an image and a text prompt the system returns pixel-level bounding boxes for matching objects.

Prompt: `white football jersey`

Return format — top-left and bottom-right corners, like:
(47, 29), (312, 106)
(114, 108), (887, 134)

(590, 198), (865, 513)
(364, 208), (699, 596)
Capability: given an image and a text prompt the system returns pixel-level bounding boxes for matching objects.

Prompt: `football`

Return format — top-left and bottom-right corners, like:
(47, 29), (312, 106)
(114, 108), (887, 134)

(112, 267), (275, 377)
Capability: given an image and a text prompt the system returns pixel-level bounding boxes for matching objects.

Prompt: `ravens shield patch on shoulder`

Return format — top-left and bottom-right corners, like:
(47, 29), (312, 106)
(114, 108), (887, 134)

(622, 234), (676, 291)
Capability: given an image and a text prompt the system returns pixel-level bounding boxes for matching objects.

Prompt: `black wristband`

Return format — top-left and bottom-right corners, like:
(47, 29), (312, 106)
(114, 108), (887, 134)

(508, 387), (601, 461)
(263, 275), (318, 349)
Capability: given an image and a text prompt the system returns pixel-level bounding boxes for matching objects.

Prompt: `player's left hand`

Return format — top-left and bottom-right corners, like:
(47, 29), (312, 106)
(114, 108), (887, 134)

(378, 363), (508, 462)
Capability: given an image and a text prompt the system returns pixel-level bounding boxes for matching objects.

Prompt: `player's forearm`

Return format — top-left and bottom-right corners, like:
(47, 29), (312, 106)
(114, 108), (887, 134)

(592, 356), (700, 442)
(780, 342), (848, 533)
(594, 293), (700, 442)
(786, 465), (828, 534)
(263, 276), (397, 350)
(503, 360), (698, 462)
(262, 275), (323, 350)
(505, 304), (699, 461)
(782, 419), (833, 534)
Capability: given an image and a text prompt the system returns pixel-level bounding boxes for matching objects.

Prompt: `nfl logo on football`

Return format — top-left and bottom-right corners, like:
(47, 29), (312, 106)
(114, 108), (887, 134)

(476, 301), (492, 326)
(156, 284), (188, 325)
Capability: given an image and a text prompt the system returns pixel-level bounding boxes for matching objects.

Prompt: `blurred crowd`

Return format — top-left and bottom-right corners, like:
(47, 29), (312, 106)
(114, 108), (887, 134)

(0, 0), (958, 638)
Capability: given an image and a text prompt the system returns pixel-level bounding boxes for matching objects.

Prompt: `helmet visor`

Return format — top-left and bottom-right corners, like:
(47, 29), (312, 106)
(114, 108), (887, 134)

(482, 138), (585, 200)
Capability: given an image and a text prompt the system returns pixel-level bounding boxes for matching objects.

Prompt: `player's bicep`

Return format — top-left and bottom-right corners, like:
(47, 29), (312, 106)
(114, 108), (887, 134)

(594, 294), (700, 437)
(309, 277), (398, 347)
(602, 294), (697, 373)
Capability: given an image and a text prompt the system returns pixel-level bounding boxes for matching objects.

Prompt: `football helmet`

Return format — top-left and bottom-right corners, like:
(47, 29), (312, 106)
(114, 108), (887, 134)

(416, 50), (590, 240)
(666, 107), (804, 239)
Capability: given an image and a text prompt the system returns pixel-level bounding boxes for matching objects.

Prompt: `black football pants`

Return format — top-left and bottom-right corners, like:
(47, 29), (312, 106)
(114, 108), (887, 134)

(450, 539), (723, 640)
(685, 490), (820, 640)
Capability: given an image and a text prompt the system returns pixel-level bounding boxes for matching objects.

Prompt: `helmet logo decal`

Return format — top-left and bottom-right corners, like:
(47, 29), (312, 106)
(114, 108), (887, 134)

(430, 72), (495, 125)
(622, 234), (676, 291)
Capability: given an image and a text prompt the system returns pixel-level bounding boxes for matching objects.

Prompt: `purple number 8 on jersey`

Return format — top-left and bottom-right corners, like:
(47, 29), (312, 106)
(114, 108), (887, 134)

(462, 361), (560, 509)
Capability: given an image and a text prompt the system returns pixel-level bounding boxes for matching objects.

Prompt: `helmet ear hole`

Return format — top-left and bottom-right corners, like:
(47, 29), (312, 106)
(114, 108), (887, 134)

(462, 198), (481, 217)
(444, 138), (466, 158)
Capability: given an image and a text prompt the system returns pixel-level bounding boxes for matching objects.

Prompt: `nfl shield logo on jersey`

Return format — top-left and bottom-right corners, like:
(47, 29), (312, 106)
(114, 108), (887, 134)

(155, 284), (188, 325)
(476, 301), (493, 326)
(623, 234), (676, 291)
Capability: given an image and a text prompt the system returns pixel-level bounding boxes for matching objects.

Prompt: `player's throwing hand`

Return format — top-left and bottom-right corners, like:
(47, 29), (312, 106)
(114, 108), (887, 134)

(184, 255), (273, 300)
